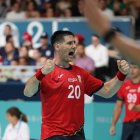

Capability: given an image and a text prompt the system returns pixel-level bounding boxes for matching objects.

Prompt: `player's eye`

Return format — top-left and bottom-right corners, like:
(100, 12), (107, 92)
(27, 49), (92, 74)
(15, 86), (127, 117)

(66, 41), (76, 45)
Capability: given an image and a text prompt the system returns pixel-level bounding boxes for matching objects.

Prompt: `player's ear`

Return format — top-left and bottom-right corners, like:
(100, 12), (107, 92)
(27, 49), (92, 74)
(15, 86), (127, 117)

(54, 43), (60, 51)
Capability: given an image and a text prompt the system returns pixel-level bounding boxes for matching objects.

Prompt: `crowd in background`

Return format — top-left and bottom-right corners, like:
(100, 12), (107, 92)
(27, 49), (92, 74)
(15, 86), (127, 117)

(0, 0), (140, 19)
(0, 23), (120, 83)
(0, 0), (139, 83)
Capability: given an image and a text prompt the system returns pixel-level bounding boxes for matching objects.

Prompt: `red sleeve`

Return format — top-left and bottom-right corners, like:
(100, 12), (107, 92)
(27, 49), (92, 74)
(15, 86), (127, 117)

(83, 71), (104, 96)
(117, 83), (125, 101)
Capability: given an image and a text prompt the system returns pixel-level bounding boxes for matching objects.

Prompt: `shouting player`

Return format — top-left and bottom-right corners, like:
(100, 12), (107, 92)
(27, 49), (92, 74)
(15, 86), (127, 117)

(24, 30), (129, 140)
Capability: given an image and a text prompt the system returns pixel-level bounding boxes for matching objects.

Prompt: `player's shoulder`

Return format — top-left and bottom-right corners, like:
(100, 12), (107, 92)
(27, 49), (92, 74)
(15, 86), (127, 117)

(72, 65), (86, 72)
(124, 79), (131, 84)
(122, 79), (131, 86)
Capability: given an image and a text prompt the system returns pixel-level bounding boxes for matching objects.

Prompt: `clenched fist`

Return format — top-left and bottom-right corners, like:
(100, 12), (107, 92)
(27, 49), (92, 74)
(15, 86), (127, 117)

(117, 60), (130, 75)
(41, 59), (55, 75)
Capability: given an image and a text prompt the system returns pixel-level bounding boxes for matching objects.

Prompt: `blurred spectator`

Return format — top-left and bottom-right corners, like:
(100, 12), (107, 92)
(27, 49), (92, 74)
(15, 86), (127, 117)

(75, 34), (85, 45)
(4, 58), (21, 82)
(43, 7), (55, 18)
(25, 0), (40, 18)
(98, 0), (114, 19)
(124, 1), (140, 35)
(19, 47), (35, 65)
(19, 57), (29, 66)
(70, 0), (82, 16)
(74, 43), (95, 74)
(18, 57), (35, 82)
(36, 56), (47, 66)
(85, 34), (109, 81)
(40, 1), (54, 17)
(28, 49), (41, 65)
(121, 7), (129, 15)
(2, 107), (30, 140)
(63, 7), (73, 17)
(56, 0), (72, 16)
(109, 0), (127, 16)
(0, 0), (8, 18)
(0, 42), (19, 65)
(6, 35), (13, 44)
(6, 2), (26, 19)
(43, 1), (53, 9)
(10, 58), (19, 65)
(0, 55), (3, 65)
(0, 24), (20, 48)
(22, 32), (33, 50)
(38, 32), (54, 58)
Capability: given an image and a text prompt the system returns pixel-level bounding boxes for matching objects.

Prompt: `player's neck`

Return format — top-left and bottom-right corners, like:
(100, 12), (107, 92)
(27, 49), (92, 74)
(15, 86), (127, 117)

(54, 56), (70, 68)
(131, 77), (140, 84)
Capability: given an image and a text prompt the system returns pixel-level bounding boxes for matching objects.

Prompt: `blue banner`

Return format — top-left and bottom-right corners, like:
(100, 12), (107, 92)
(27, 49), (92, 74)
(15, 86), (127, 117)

(0, 17), (133, 48)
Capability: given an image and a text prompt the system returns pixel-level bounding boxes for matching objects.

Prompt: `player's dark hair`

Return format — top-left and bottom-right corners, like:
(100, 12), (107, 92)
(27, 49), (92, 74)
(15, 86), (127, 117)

(7, 107), (28, 123)
(51, 30), (74, 47)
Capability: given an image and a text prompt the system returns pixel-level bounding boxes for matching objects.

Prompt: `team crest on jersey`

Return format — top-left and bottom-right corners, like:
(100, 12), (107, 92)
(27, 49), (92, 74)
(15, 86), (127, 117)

(125, 86), (130, 90)
(138, 87), (140, 93)
(77, 75), (82, 83)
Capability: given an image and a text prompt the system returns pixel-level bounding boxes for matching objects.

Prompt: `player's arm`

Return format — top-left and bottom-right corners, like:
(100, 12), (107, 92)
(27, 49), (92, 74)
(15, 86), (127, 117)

(24, 59), (54, 97)
(79, 0), (140, 65)
(128, 104), (140, 111)
(95, 60), (129, 98)
(24, 75), (40, 97)
(110, 100), (123, 136)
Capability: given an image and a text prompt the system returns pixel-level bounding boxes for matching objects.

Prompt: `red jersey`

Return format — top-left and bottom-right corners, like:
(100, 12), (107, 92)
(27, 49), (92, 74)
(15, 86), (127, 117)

(118, 80), (140, 123)
(39, 65), (103, 140)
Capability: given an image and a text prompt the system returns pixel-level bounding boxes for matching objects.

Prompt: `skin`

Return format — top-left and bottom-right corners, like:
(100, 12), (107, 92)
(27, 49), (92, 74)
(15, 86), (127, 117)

(6, 113), (19, 127)
(109, 65), (140, 136)
(24, 33), (130, 98)
(79, 0), (140, 65)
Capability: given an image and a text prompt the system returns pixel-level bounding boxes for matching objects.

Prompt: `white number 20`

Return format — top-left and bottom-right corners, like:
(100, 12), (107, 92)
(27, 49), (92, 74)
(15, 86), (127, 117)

(68, 85), (81, 99)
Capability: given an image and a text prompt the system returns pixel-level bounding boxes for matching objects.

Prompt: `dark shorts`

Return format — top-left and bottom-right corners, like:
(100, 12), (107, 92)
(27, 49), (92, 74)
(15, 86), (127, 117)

(121, 119), (140, 140)
(46, 128), (85, 140)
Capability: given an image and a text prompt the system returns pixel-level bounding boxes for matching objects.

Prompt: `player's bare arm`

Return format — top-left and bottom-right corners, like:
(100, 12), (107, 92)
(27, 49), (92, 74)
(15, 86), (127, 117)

(79, 0), (140, 65)
(95, 60), (129, 98)
(111, 34), (140, 65)
(110, 100), (123, 136)
(24, 59), (55, 97)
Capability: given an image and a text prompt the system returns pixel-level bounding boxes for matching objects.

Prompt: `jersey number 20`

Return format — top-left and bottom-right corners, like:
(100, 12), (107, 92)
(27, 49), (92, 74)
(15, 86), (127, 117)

(68, 85), (81, 99)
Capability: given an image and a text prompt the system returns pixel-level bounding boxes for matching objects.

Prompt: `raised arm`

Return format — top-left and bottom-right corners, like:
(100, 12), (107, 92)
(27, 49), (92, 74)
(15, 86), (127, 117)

(109, 100), (123, 136)
(79, 0), (140, 65)
(24, 75), (40, 97)
(24, 59), (55, 97)
(95, 60), (129, 98)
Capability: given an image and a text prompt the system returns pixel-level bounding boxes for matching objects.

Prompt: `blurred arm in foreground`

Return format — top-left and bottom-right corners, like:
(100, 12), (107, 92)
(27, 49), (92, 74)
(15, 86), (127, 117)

(79, 0), (140, 65)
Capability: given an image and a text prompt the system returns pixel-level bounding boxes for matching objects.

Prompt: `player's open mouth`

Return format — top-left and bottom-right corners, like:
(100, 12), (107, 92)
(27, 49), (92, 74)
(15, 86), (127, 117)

(68, 51), (75, 56)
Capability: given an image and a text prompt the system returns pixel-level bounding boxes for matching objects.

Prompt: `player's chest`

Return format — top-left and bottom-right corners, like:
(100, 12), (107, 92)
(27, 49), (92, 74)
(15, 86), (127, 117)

(42, 70), (84, 91)
(124, 86), (140, 103)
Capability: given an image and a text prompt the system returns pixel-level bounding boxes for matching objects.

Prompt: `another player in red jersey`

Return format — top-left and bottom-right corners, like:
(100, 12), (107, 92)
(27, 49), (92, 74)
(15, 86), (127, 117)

(110, 64), (140, 140)
(24, 30), (129, 140)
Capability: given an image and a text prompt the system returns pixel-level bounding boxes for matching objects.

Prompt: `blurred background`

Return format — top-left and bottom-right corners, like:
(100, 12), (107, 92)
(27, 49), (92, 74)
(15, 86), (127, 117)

(0, 0), (139, 140)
